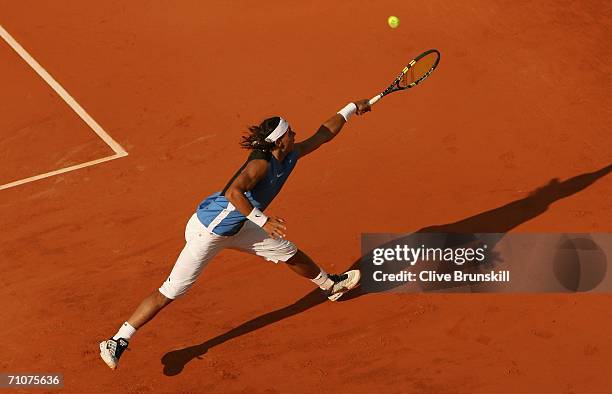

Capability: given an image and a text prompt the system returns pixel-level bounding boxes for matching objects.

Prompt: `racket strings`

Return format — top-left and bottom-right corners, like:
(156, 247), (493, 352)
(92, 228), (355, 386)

(400, 52), (438, 87)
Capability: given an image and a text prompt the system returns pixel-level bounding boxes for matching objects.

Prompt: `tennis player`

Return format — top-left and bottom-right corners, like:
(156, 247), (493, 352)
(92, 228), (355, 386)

(99, 99), (371, 369)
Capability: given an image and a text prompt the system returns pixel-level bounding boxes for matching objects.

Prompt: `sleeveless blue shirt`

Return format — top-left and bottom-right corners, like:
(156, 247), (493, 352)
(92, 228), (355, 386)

(196, 149), (299, 236)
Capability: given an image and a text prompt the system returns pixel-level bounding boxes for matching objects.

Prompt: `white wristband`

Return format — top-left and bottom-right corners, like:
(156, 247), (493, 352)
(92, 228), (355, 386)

(337, 102), (357, 121)
(247, 207), (268, 227)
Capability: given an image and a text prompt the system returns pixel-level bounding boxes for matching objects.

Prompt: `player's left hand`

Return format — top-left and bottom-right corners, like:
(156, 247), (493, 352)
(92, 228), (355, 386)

(263, 217), (287, 240)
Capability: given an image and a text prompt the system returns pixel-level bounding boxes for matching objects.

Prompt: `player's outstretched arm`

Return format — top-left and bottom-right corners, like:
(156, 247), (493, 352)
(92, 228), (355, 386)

(295, 99), (371, 159)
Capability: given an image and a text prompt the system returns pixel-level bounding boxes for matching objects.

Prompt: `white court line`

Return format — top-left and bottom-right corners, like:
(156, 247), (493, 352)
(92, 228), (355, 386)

(0, 154), (125, 191)
(0, 24), (128, 191)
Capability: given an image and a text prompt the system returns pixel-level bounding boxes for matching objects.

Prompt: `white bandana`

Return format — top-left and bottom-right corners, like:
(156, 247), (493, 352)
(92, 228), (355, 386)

(265, 117), (289, 142)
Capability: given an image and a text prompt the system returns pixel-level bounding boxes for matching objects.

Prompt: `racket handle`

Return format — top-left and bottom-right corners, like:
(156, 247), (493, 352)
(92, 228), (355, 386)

(368, 94), (382, 106)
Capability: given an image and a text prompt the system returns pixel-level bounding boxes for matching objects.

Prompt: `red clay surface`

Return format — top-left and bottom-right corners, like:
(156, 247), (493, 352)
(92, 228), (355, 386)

(1, 1), (611, 392)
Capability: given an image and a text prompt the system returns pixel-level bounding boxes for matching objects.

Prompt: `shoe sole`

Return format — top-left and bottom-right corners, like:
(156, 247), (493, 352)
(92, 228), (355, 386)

(328, 270), (361, 301)
(99, 341), (118, 370)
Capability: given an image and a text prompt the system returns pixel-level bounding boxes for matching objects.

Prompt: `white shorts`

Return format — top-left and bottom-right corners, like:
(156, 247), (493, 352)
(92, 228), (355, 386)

(159, 213), (297, 299)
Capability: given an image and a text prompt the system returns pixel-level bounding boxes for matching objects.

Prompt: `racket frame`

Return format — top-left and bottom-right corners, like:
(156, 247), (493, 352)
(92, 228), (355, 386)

(369, 49), (440, 105)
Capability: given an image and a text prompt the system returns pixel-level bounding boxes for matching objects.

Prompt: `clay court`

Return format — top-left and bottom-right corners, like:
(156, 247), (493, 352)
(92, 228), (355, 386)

(1, 1), (611, 392)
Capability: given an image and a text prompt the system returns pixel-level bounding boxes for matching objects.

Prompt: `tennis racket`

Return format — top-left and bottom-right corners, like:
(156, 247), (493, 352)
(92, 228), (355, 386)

(369, 49), (440, 105)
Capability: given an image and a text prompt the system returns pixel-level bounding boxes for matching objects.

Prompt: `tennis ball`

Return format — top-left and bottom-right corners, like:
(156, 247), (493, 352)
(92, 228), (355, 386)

(387, 15), (400, 29)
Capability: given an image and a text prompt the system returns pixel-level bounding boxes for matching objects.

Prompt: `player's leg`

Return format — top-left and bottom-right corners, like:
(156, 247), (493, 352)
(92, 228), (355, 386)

(228, 221), (360, 301)
(99, 214), (226, 370)
(285, 248), (360, 301)
(125, 289), (173, 329)
(284, 249), (320, 279)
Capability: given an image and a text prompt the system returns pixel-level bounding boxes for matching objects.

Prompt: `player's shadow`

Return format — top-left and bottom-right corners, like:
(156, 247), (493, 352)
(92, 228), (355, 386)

(161, 164), (610, 376)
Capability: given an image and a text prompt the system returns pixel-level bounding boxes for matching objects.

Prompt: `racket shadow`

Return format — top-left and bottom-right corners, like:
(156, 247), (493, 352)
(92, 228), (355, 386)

(161, 163), (610, 375)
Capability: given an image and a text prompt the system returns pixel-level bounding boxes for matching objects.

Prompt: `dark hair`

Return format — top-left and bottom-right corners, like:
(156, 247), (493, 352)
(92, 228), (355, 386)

(240, 116), (280, 151)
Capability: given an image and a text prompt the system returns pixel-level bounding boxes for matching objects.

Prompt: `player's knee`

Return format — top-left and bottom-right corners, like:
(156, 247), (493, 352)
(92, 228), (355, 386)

(158, 279), (191, 300)
(282, 241), (298, 261)
(267, 240), (298, 264)
(155, 289), (173, 306)
(284, 247), (302, 265)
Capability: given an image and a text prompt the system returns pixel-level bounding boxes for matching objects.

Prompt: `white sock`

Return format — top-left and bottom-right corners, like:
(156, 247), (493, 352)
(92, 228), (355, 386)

(113, 321), (136, 341)
(311, 270), (334, 290)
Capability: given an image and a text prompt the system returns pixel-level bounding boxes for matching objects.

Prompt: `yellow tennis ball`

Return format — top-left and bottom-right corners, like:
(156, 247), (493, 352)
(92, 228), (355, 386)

(387, 15), (400, 29)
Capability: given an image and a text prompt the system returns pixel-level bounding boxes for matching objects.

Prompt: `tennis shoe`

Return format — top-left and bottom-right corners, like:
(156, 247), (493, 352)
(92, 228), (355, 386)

(326, 270), (361, 301)
(99, 338), (129, 370)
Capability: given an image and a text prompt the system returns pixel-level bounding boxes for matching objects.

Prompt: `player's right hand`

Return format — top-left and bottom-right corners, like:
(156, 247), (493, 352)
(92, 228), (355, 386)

(354, 99), (372, 115)
(263, 217), (287, 239)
